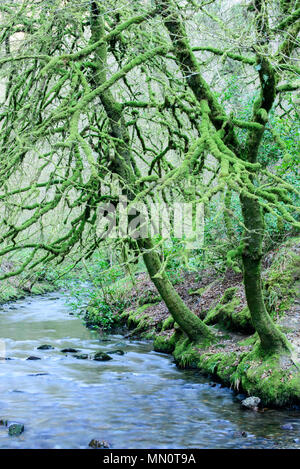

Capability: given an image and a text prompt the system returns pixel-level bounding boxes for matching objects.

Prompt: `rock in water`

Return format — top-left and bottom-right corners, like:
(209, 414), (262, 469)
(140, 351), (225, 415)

(241, 396), (261, 410)
(73, 354), (88, 360)
(93, 352), (113, 361)
(89, 439), (110, 449)
(8, 424), (24, 436)
(37, 344), (54, 350)
(60, 348), (79, 353)
(110, 349), (125, 356)
(26, 356), (41, 360)
(281, 424), (294, 430)
(0, 419), (8, 426)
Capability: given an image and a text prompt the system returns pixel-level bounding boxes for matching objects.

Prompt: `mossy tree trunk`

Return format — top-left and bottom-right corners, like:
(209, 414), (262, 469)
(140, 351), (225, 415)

(140, 239), (216, 343)
(240, 194), (291, 354)
(90, 1), (215, 343)
(239, 48), (292, 354)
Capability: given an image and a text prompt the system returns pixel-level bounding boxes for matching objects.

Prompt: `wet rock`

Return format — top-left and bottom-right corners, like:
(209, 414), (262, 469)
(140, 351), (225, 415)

(37, 344), (54, 350)
(26, 356), (41, 360)
(232, 430), (247, 438)
(281, 423), (294, 431)
(0, 419), (8, 426)
(60, 348), (79, 353)
(8, 424), (24, 436)
(241, 396), (261, 410)
(28, 372), (49, 376)
(88, 439), (110, 449)
(73, 354), (88, 360)
(94, 352), (113, 361)
(110, 349), (125, 356)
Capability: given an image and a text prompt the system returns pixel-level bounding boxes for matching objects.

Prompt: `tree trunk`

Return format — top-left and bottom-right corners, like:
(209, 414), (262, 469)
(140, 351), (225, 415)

(140, 239), (215, 343)
(240, 194), (291, 354)
(90, 0), (215, 343)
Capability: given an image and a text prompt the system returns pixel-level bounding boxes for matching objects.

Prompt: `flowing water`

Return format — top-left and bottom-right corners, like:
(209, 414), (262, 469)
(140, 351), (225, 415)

(0, 292), (299, 449)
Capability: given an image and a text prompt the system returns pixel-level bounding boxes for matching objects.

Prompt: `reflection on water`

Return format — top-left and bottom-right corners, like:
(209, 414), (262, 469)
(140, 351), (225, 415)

(0, 293), (299, 449)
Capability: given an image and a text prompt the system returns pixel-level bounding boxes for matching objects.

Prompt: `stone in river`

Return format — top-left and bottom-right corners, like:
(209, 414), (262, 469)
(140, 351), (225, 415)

(0, 419), (8, 426)
(73, 354), (89, 360)
(241, 396), (261, 410)
(109, 349), (125, 356)
(8, 424), (24, 436)
(89, 439), (110, 449)
(28, 372), (49, 376)
(93, 352), (113, 361)
(26, 356), (41, 360)
(281, 423), (294, 430)
(37, 344), (54, 350)
(60, 348), (79, 353)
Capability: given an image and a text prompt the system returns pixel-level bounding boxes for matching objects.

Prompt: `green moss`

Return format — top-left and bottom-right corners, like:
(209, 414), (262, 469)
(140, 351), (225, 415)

(236, 348), (300, 406)
(238, 333), (259, 347)
(0, 280), (55, 304)
(188, 287), (206, 296)
(204, 287), (254, 333)
(227, 306), (253, 332)
(143, 328), (157, 339)
(137, 291), (161, 306)
(168, 332), (299, 406)
(198, 351), (240, 385)
(120, 304), (154, 334)
(0, 284), (21, 302)
(221, 286), (238, 303)
(162, 315), (175, 331)
(153, 331), (180, 353)
(204, 296), (240, 325)
(172, 335), (209, 368)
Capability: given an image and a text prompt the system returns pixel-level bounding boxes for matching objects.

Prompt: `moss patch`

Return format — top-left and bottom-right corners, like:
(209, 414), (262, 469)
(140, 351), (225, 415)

(204, 287), (254, 333)
(236, 349), (300, 406)
(120, 304), (156, 336)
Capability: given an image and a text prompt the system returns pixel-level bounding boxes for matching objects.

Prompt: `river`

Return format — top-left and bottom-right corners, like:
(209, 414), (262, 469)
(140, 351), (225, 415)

(0, 292), (299, 449)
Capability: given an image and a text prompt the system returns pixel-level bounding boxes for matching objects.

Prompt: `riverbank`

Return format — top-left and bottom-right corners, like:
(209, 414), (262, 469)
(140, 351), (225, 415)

(85, 237), (300, 408)
(0, 275), (56, 304)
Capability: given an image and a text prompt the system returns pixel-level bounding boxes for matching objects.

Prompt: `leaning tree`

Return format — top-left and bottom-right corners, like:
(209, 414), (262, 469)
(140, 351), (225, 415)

(0, 0), (299, 354)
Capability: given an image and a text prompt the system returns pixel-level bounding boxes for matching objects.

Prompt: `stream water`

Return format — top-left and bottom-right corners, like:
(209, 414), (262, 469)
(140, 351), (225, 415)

(0, 292), (299, 449)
